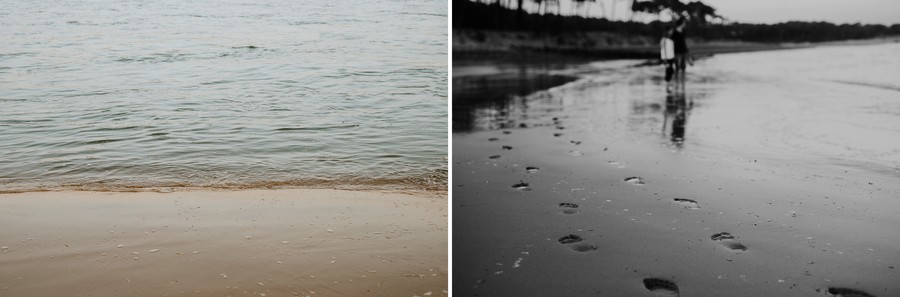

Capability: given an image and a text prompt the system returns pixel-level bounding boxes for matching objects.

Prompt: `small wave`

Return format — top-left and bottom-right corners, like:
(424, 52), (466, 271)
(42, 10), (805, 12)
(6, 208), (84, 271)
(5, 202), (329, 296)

(826, 79), (900, 92)
(289, 21), (328, 26)
(275, 124), (359, 131)
(83, 138), (130, 145)
(0, 52), (36, 59)
(398, 12), (447, 17)
(65, 91), (113, 98)
(0, 174), (447, 194)
(88, 125), (143, 132)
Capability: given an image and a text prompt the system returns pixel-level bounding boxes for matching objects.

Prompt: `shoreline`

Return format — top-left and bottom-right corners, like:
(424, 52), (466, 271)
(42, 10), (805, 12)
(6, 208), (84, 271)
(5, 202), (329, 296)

(453, 29), (900, 64)
(0, 185), (448, 195)
(0, 176), (450, 194)
(0, 189), (447, 297)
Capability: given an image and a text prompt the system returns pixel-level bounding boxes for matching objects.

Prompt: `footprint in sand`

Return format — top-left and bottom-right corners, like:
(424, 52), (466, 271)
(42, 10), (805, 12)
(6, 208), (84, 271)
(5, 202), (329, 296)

(568, 150), (583, 156)
(826, 287), (875, 297)
(642, 278), (680, 297)
(502, 145), (513, 150)
(488, 137), (499, 141)
(502, 131), (512, 134)
(570, 140), (581, 145)
(553, 133), (564, 137)
(673, 198), (700, 209)
(711, 232), (747, 252)
(557, 234), (596, 252)
(526, 166), (540, 173)
(624, 176), (645, 185)
(556, 126), (565, 130)
(488, 155), (501, 160)
(511, 182), (531, 191)
(559, 203), (579, 214)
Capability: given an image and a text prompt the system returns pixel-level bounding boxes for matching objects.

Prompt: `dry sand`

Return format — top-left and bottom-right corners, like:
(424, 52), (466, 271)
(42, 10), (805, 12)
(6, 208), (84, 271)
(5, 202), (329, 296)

(453, 46), (900, 296)
(0, 189), (447, 297)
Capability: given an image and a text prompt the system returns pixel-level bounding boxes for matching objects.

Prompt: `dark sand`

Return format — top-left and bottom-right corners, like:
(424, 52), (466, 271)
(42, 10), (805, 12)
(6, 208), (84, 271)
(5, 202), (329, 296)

(452, 48), (900, 296)
(0, 189), (447, 297)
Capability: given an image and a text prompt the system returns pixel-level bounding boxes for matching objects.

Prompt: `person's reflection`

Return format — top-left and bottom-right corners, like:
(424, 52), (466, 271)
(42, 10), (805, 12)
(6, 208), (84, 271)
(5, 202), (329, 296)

(663, 81), (692, 148)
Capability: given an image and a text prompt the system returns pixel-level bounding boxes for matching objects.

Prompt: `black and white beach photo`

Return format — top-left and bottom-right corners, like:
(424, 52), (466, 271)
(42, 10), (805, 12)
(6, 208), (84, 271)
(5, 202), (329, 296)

(452, 0), (900, 296)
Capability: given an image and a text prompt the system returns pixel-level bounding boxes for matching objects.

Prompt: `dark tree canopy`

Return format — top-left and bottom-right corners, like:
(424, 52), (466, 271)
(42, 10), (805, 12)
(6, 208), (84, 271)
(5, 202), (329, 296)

(454, 0), (900, 43)
(630, 0), (721, 24)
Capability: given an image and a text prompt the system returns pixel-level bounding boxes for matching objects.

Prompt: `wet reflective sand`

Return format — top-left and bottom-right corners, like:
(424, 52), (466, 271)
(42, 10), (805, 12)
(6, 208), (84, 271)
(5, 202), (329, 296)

(453, 43), (900, 296)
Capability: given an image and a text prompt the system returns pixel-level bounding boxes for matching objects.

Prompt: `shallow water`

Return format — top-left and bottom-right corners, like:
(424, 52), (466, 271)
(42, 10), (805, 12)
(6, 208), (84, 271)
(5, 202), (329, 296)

(454, 42), (900, 175)
(0, 0), (447, 191)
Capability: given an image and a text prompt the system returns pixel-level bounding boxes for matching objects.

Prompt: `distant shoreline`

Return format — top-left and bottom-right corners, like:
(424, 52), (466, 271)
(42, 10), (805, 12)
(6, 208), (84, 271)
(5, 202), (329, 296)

(453, 29), (900, 63)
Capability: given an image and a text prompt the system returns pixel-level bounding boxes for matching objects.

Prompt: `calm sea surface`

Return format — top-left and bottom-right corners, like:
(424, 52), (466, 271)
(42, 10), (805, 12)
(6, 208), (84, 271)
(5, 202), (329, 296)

(0, 0), (448, 191)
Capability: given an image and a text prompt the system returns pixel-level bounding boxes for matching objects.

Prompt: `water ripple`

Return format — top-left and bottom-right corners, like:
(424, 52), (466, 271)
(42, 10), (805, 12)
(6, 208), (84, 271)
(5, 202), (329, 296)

(0, 0), (447, 192)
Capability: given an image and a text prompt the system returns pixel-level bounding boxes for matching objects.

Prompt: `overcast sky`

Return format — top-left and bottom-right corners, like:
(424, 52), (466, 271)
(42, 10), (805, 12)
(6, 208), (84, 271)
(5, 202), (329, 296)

(523, 0), (900, 25)
(708, 0), (900, 25)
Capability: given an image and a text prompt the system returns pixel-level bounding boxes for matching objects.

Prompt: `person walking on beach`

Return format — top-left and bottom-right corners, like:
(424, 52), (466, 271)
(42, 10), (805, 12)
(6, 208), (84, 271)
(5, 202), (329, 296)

(660, 27), (676, 82)
(671, 18), (690, 73)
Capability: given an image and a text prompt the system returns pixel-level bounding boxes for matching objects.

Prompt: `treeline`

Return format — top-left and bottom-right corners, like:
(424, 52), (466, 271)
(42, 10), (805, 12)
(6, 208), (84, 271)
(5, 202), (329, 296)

(454, 0), (900, 43)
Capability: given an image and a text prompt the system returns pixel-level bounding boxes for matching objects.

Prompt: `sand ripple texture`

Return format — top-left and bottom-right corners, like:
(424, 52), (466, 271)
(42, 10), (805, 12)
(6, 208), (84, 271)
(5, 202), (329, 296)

(0, 0), (448, 191)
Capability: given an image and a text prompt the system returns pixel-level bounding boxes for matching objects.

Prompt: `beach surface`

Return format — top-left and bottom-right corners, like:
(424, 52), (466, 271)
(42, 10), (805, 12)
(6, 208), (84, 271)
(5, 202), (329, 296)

(453, 42), (900, 296)
(0, 189), (447, 297)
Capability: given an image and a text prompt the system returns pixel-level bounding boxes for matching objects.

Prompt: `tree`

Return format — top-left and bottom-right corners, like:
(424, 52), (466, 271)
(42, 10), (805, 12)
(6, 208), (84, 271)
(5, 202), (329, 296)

(573, 0), (599, 17)
(630, 0), (720, 23)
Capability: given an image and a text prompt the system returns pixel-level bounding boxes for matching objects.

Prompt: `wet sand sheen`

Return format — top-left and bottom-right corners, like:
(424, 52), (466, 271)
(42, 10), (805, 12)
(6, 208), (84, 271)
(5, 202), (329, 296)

(453, 44), (900, 296)
(454, 127), (899, 297)
(0, 189), (447, 297)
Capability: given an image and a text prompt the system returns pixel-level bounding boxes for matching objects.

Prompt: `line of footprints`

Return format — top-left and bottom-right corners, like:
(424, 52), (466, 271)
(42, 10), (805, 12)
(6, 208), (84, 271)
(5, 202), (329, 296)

(490, 129), (875, 297)
(562, 176), (870, 297)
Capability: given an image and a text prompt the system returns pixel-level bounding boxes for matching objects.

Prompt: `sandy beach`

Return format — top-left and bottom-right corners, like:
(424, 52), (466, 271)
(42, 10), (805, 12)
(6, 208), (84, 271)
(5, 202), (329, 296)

(453, 43), (900, 296)
(0, 189), (447, 297)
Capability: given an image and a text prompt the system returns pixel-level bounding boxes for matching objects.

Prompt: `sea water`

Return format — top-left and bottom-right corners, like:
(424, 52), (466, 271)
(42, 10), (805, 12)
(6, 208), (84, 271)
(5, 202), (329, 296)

(0, 0), (448, 191)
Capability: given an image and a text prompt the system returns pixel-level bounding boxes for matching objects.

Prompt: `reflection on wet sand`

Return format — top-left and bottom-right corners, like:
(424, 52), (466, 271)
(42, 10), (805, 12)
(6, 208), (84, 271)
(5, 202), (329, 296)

(454, 44), (900, 297)
(663, 77), (693, 148)
(452, 62), (578, 132)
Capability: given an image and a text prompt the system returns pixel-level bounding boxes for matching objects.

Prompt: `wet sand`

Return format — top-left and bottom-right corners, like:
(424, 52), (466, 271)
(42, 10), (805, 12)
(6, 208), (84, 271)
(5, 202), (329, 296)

(0, 189), (447, 297)
(453, 46), (900, 296)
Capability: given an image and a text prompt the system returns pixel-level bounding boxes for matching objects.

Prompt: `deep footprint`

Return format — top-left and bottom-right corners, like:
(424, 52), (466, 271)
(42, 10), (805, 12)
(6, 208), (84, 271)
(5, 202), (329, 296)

(827, 287), (875, 297)
(559, 203), (579, 214)
(488, 137), (499, 141)
(488, 155), (501, 159)
(511, 182), (531, 191)
(553, 133), (564, 137)
(642, 278), (680, 297)
(558, 234), (596, 252)
(711, 232), (748, 252)
(624, 176), (645, 185)
(502, 145), (513, 150)
(526, 166), (540, 173)
(558, 234), (583, 244)
(673, 198), (700, 209)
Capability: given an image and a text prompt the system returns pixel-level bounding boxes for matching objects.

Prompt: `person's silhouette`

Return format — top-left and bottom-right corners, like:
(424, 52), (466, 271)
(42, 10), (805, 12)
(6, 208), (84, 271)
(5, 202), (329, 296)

(672, 18), (690, 74)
